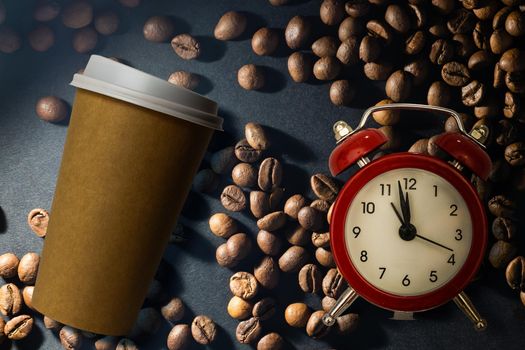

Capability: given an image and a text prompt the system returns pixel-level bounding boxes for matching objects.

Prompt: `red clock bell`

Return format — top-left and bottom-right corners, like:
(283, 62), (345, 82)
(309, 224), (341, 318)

(323, 103), (492, 330)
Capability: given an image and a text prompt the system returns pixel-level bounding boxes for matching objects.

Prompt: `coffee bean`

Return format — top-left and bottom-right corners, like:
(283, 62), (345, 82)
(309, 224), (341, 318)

(472, 1), (499, 20)
(250, 191), (271, 219)
(313, 56), (342, 80)
(386, 70), (412, 102)
(193, 168), (219, 193)
(311, 199), (330, 213)
(171, 34), (200, 60)
(18, 252), (39, 285)
(323, 268), (346, 298)
(488, 195), (516, 217)
(505, 256), (525, 290)
(336, 313), (359, 335)
(33, 1), (61, 22)
(490, 29), (513, 54)
(258, 158), (282, 191)
(230, 272), (259, 299)
(72, 27), (97, 54)
(431, 0), (455, 14)
(452, 33), (476, 58)
(321, 0), (345, 26)
(461, 80), (485, 107)
(316, 247), (335, 268)
(214, 11), (247, 41)
(405, 31), (426, 55)
(270, 188), (284, 210)
(468, 50), (493, 71)
(504, 91), (520, 119)
(359, 35), (382, 62)
(252, 28), (279, 56)
(94, 11), (119, 36)
(0, 26), (21, 53)
(489, 240), (517, 269)
(385, 4), (411, 33)
(306, 310), (330, 339)
(236, 317), (262, 344)
(216, 243), (238, 268)
(330, 80), (355, 106)
(493, 62), (506, 89)
(245, 122), (269, 151)
(285, 16), (311, 49)
(279, 245), (310, 273)
(311, 174), (339, 202)
(379, 126), (402, 150)
(257, 332), (284, 350)
(338, 17), (364, 41)
(298, 206), (324, 231)
(284, 194), (308, 219)
(257, 211), (286, 232)
(168, 71), (200, 90)
(238, 64), (265, 90)
(327, 203), (334, 224)
(285, 224), (311, 246)
(322, 296), (337, 312)
(22, 286), (34, 310)
(447, 8), (475, 34)
(27, 208), (49, 238)
(312, 232), (330, 248)
(506, 71), (525, 94)
(366, 19), (392, 44)
(473, 21), (490, 50)
(211, 146), (238, 174)
(336, 37), (359, 65)
(235, 139), (263, 163)
(0, 283), (22, 316)
(492, 217), (517, 241)
(161, 297), (185, 323)
(444, 113), (472, 133)
(500, 48), (525, 73)
(284, 303), (311, 327)
(28, 25), (54, 52)
(506, 10), (525, 37)
(43, 316), (62, 331)
(269, 0), (290, 5)
(430, 39), (454, 65)
(95, 336), (119, 350)
(227, 233), (252, 261)
(0, 253), (19, 279)
(253, 298), (276, 320)
(232, 163), (257, 188)
(143, 16), (173, 42)
(254, 256), (280, 289)
(345, 0), (370, 17)
(117, 339), (138, 350)
(209, 213), (237, 239)
(474, 96), (499, 119)
(60, 326), (83, 349)
(441, 61), (471, 86)
(298, 264), (322, 293)
(505, 142), (525, 166)
(5, 315), (33, 340)
(288, 52), (313, 83)
(372, 98), (400, 125)
(62, 0), (92, 29)
(429, 22), (450, 40)
(36, 96), (68, 122)
(408, 3), (427, 28)
(191, 315), (217, 345)
(312, 36), (339, 58)
(227, 296), (253, 320)
(221, 185), (246, 212)
(404, 58), (430, 87)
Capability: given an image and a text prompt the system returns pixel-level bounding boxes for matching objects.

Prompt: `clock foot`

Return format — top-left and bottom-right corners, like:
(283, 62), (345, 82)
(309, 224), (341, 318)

(322, 287), (359, 327)
(453, 291), (487, 331)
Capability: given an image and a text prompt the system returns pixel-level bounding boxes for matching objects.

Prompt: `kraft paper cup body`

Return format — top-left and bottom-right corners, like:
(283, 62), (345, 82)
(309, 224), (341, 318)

(32, 56), (222, 336)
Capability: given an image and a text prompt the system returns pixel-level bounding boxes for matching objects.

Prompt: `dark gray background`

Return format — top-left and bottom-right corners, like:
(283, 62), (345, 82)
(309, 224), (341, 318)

(0, 0), (524, 349)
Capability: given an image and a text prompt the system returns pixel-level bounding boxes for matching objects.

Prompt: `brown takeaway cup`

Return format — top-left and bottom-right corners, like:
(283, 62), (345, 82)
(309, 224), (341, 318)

(32, 55), (223, 335)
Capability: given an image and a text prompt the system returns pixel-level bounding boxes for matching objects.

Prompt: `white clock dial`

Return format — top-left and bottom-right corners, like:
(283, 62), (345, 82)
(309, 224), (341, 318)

(345, 168), (472, 297)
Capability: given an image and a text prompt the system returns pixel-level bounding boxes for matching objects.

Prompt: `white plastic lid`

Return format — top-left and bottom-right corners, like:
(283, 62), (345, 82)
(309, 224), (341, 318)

(71, 55), (223, 130)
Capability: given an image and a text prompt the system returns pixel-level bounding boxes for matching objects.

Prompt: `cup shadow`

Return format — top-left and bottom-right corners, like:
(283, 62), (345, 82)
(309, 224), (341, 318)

(264, 126), (317, 162)
(259, 66), (287, 94)
(0, 206), (7, 233)
(196, 36), (226, 63)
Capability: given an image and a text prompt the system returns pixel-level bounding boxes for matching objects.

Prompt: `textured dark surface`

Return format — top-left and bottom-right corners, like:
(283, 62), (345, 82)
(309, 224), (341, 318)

(0, 0), (524, 349)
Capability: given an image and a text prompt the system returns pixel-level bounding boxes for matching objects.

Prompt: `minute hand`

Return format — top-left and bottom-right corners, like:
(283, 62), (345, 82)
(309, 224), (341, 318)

(415, 234), (454, 252)
(397, 181), (411, 224)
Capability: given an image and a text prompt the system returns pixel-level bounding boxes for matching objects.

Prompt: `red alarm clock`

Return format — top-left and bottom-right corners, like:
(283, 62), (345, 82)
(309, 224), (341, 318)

(322, 103), (492, 330)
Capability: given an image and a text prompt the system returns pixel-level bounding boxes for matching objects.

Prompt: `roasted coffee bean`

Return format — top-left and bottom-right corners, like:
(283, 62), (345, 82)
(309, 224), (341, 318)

(320, 0), (345, 26)
(60, 326), (82, 349)
(22, 286), (34, 310)
(227, 233), (252, 261)
(504, 92), (520, 119)
(0, 26), (21, 54)
(252, 298), (276, 321)
(336, 313), (359, 335)
(62, 0), (92, 29)
(444, 113), (472, 133)
(359, 35), (382, 62)
(285, 16), (311, 49)
(257, 211), (286, 231)
(245, 122), (269, 151)
(316, 247), (335, 268)
(232, 163), (257, 188)
(193, 168), (219, 193)
(312, 232), (330, 248)
(506, 71), (525, 94)
(493, 7), (512, 30)
(72, 26), (98, 54)
(441, 61), (471, 86)
(506, 10), (525, 37)
(18, 252), (39, 285)
(431, 0), (455, 14)
(378, 126), (402, 150)
(211, 146), (238, 174)
(385, 4), (411, 33)
(299, 264), (322, 293)
(428, 19), (450, 38)
(404, 58), (429, 87)
(322, 296), (337, 312)
(496, 119), (518, 146)
(490, 29), (513, 55)
(5, 315), (33, 340)
(473, 21), (490, 50)
(492, 217), (517, 241)
(270, 188), (285, 209)
(191, 315), (217, 345)
(284, 194), (308, 219)
(227, 296), (253, 320)
(94, 11), (119, 36)
(323, 268), (346, 298)
(488, 195), (516, 217)
(168, 71), (200, 90)
(252, 28), (279, 56)
(209, 213), (237, 239)
(221, 185), (246, 212)
(489, 240), (517, 269)
(95, 336), (119, 350)
(43, 316), (61, 331)
(254, 256), (280, 289)
(238, 64), (265, 90)
(505, 142), (525, 166)
(28, 25), (54, 52)
(505, 256), (525, 290)
(250, 191), (271, 219)
(364, 61), (394, 81)
(386, 70), (412, 102)
(311, 174), (340, 202)
(117, 339), (138, 350)
(257, 332), (284, 350)
(285, 224), (311, 246)
(461, 80), (485, 107)
(338, 17), (364, 41)
(474, 96), (499, 119)
(468, 50), (493, 71)
(257, 230), (282, 256)
(288, 52), (313, 83)
(0, 283), (22, 316)
(33, 1), (61, 22)
(493, 62), (506, 89)
(214, 11), (247, 40)
(161, 297), (185, 323)
(36, 96), (68, 122)
(447, 8), (475, 34)
(430, 39), (454, 65)
(258, 158), (282, 191)
(129, 307), (161, 338)
(452, 33), (476, 58)
(216, 243), (238, 268)
(405, 31), (426, 55)
(500, 48), (525, 73)
(230, 272), (259, 299)
(298, 206), (324, 231)
(26, 208), (49, 238)
(472, 0), (499, 20)
(285, 303), (311, 328)
(171, 34), (200, 60)
(330, 80), (355, 106)
(312, 36), (339, 57)
(0, 253), (19, 278)
(409, 138), (429, 153)
(313, 56), (341, 80)
(366, 20), (392, 44)
(143, 16), (173, 42)
(236, 317), (262, 344)
(472, 174), (492, 202)
(311, 199), (330, 213)
(279, 246), (310, 273)
(336, 37), (359, 65)
(306, 311), (330, 338)
(372, 98), (400, 125)
(235, 139), (262, 163)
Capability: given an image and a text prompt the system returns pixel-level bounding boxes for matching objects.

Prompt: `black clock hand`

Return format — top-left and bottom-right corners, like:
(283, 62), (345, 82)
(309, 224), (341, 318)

(415, 233), (454, 252)
(397, 181), (410, 225)
(390, 202), (405, 225)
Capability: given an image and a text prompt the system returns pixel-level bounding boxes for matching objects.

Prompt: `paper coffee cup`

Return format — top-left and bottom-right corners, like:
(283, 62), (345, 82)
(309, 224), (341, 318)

(32, 55), (222, 335)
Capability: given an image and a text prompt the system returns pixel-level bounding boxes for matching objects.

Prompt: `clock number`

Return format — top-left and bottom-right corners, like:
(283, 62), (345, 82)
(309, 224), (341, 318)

(352, 226), (361, 238)
(447, 254), (455, 265)
(433, 185), (438, 197)
(380, 184), (391, 196)
(403, 177), (417, 190)
(379, 267), (386, 279)
(361, 202), (375, 214)
(402, 274), (411, 287)
(455, 229), (463, 241)
(429, 270), (438, 283)
(360, 250), (368, 262)
(450, 204), (458, 216)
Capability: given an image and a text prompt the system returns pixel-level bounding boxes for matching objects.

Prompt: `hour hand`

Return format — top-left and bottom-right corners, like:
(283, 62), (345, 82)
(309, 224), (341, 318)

(397, 181), (410, 225)
(390, 202), (405, 225)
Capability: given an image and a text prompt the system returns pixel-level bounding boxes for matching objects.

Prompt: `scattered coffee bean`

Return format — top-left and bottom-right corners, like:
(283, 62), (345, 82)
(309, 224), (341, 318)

(18, 252), (39, 285)
(298, 206), (324, 232)
(94, 11), (119, 36)
(257, 230), (282, 257)
(5, 315), (33, 340)
(492, 217), (517, 241)
(488, 195), (516, 217)
(22, 286), (34, 310)
(257, 211), (286, 231)
(117, 338), (138, 350)
(345, 1), (370, 17)
(490, 29), (513, 55)
(214, 11), (247, 41)
(36, 96), (68, 122)
(461, 80), (485, 107)
(306, 310), (330, 338)
(252, 28), (279, 56)
(312, 36), (339, 58)
(364, 60), (393, 80)
(385, 70), (412, 102)
(238, 64), (265, 90)
(505, 10), (525, 37)
(161, 297), (185, 323)
(453, 33), (476, 58)
(285, 16), (311, 49)
(167, 324), (191, 350)
(366, 19), (392, 44)
(257, 332), (284, 350)
(442, 61), (471, 86)
(33, 1), (61, 22)
(62, 0), (92, 29)
(473, 21), (490, 50)
(171, 34), (200, 60)
(505, 142), (525, 166)
(360, 35), (382, 62)
(500, 48), (525, 73)
(95, 336), (118, 350)
(312, 232), (330, 248)
(314, 56), (341, 81)
(320, 0), (345, 26)
(337, 37), (359, 65)
(288, 52), (313, 83)
(60, 326), (82, 349)
(505, 256), (525, 290)
(191, 315), (217, 345)
(28, 25), (55, 52)
(246, 122), (269, 151)
(311, 173), (340, 202)
(504, 91), (520, 119)
(216, 243), (238, 268)
(316, 247), (335, 268)
(0, 253), (19, 279)
(209, 213), (237, 239)
(372, 98), (400, 125)
(43, 316), (62, 331)
(336, 313), (359, 335)
(495, 119), (516, 145)
(0, 26), (21, 53)
(143, 16), (174, 42)
(221, 185), (246, 212)
(427, 81), (451, 107)
(269, 188), (284, 210)
(227, 233), (252, 262)
(378, 126), (402, 150)
(250, 191), (271, 219)
(0, 283), (22, 316)
(339, 17), (364, 41)
(27, 208), (49, 238)
(279, 245), (309, 273)
(298, 264), (322, 294)
(284, 303), (311, 328)
(254, 256), (280, 289)
(330, 80), (355, 106)
(430, 39), (454, 65)
(252, 298), (276, 321)
(168, 71), (200, 90)
(322, 296), (336, 312)
(284, 194), (309, 219)
(235, 139), (263, 163)
(385, 4), (411, 33)
(230, 272), (259, 299)
(285, 224), (311, 246)
(258, 158), (282, 192)
(228, 296), (253, 320)
(409, 139), (429, 154)
(468, 50), (494, 71)
(405, 31), (426, 55)
(323, 268), (346, 298)
(489, 240), (517, 269)
(506, 71), (525, 94)
(236, 317), (262, 344)
(232, 163), (258, 188)
(72, 27), (98, 54)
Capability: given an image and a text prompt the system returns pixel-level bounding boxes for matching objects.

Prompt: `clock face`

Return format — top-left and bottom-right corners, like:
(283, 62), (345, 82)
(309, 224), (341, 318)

(344, 167), (473, 297)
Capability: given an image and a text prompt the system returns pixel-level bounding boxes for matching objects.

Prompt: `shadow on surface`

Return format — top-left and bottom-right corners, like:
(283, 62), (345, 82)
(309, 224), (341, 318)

(0, 207), (7, 233)
(196, 36), (227, 63)
(259, 66), (287, 94)
(265, 126), (317, 163)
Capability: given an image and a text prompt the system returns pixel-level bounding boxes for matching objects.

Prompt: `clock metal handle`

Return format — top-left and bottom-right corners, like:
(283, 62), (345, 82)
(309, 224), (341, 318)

(453, 291), (487, 331)
(322, 287), (359, 327)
